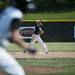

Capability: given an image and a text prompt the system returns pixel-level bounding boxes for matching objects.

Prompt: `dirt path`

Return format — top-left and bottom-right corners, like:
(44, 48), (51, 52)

(24, 66), (63, 74)
(0, 66), (63, 75)
(10, 51), (75, 58)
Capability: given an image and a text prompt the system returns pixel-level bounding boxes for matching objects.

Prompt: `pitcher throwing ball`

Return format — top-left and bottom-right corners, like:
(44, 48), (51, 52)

(30, 20), (48, 54)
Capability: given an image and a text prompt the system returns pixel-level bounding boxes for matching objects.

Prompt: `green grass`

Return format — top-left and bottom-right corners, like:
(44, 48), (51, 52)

(27, 71), (75, 75)
(6, 42), (75, 75)
(46, 42), (75, 51)
(7, 42), (75, 52)
(24, 11), (75, 20)
(17, 58), (75, 75)
(18, 58), (75, 68)
(27, 72), (75, 75)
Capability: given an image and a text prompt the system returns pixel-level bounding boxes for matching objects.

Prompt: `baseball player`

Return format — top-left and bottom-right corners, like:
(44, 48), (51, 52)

(0, 0), (36, 75)
(30, 20), (48, 54)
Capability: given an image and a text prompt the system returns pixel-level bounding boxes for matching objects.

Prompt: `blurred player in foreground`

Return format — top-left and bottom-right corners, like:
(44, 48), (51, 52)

(0, 0), (36, 75)
(30, 20), (48, 54)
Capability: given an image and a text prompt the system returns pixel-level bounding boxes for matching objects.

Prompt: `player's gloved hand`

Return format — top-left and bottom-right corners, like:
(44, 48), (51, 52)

(24, 47), (37, 54)
(40, 30), (44, 35)
(45, 51), (48, 54)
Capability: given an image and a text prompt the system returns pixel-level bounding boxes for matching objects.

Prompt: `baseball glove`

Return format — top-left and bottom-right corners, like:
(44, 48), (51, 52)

(39, 30), (44, 35)
(24, 48), (37, 54)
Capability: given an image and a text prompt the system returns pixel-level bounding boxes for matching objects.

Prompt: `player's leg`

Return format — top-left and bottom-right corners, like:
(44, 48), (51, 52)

(30, 34), (37, 48)
(0, 47), (25, 75)
(36, 35), (48, 53)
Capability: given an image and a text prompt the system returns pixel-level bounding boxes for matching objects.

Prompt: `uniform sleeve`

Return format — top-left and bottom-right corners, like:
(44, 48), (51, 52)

(8, 19), (21, 43)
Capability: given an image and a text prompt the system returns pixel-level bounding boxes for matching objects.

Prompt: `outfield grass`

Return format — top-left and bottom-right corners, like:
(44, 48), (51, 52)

(7, 42), (75, 52)
(24, 11), (75, 20)
(17, 58), (75, 75)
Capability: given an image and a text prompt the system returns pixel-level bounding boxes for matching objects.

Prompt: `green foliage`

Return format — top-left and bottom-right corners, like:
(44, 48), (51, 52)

(33, 0), (75, 11)
(0, 0), (9, 9)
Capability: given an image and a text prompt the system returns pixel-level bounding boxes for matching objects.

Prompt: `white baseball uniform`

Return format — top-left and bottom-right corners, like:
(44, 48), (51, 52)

(0, 6), (25, 75)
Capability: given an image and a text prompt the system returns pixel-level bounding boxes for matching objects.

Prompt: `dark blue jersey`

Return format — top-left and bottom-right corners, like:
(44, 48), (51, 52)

(34, 25), (41, 35)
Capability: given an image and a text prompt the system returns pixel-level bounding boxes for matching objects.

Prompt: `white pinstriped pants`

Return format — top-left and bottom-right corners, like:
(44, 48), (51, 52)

(31, 34), (48, 53)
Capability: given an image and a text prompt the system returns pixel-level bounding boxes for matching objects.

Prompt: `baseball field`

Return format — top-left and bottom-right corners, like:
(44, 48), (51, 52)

(0, 1), (75, 75)
(1, 42), (75, 75)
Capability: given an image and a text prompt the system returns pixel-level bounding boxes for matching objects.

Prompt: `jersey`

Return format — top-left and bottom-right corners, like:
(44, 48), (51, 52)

(34, 25), (41, 35)
(0, 6), (23, 40)
(0, 6), (23, 47)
